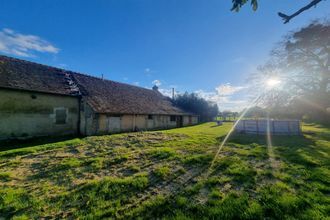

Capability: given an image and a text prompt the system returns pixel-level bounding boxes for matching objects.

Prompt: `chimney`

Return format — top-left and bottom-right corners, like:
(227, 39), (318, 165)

(101, 74), (104, 80)
(172, 88), (175, 99)
(152, 85), (159, 91)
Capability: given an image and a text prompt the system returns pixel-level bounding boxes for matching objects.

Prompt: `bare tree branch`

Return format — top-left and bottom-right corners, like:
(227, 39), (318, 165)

(278, 0), (323, 24)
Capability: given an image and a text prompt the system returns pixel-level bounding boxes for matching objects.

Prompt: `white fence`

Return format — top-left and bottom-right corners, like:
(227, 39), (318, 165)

(234, 119), (301, 135)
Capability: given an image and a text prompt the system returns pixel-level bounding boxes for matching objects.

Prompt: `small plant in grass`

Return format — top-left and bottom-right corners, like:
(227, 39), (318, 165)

(205, 176), (232, 187)
(11, 214), (30, 220)
(209, 189), (223, 200)
(5, 158), (21, 168)
(182, 154), (213, 165)
(58, 157), (82, 170)
(154, 165), (171, 179)
(104, 154), (129, 166)
(176, 196), (189, 207)
(127, 164), (141, 173)
(0, 172), (12, 181)
(132, 172), (149, 188)
(149, 147), (176, 159)
(86, 157), (104, 170)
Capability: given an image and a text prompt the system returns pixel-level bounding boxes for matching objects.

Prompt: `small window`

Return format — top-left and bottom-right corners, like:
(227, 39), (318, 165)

(148, 115), (153, 120)
(170, 115), (176, 122)
(55, 108), (67, 124)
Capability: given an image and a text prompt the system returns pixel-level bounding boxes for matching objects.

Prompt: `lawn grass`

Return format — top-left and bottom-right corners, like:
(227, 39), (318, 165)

(0, 122), (329, 219)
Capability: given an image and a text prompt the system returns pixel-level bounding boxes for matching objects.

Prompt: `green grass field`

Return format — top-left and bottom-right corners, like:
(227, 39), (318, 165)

(0, 122), (329, 219)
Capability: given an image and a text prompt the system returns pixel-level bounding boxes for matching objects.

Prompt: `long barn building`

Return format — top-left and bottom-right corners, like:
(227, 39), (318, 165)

(0, 55), (198, 140)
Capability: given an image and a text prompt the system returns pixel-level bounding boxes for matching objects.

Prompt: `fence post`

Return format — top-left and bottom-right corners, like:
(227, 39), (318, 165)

(256, 119), (259, 135)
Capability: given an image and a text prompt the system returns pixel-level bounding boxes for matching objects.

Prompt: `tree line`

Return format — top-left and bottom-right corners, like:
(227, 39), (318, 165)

(172, 92), (218, 122)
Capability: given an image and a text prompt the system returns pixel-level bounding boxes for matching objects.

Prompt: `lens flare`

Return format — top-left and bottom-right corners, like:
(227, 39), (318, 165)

(204, 95), (262, 179)
(266, 78), (281, 88)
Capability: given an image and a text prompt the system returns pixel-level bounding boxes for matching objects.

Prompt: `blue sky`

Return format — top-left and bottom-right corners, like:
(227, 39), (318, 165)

(0, 0), (329, 111)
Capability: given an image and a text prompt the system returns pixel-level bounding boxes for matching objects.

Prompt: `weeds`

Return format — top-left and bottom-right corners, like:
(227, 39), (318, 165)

(154, 165), (171, 179)
(148, 147), (176, 159)
(0, 172), (12, 181)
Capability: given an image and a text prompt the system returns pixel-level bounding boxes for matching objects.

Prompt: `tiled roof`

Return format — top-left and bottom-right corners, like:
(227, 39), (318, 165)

(0, 55), (188, 115)
(72, 73), (187, 115)
(0, 55), (79, 96)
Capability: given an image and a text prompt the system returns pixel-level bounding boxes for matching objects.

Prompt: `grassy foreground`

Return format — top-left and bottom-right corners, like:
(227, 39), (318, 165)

(0, 123), (329, 219)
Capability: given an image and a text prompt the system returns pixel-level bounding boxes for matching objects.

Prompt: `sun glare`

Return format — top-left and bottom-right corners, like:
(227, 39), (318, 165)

(266, 78), (281, 88)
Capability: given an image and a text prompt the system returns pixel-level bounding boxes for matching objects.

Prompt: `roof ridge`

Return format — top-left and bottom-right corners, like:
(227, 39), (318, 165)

(71, 71), (159, 94)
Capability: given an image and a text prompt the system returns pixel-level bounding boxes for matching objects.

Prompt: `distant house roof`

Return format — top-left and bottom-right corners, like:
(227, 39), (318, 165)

(72, 73), (187, 115)
(0, 55), (79, 96)
(0, 55), (189, 115)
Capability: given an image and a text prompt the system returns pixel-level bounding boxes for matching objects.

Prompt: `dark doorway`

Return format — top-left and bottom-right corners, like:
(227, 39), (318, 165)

(177, 116), (183, 127)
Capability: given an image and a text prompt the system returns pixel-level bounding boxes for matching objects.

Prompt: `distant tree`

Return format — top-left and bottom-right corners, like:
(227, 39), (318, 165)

(243, 105), (304, 119)
(217, 111), (239, 121)
(249, 19), (330, 123)
(244, 106), (267, 118)
(217, 112), (223, 120)
(231, 0), (325, 23)
(222, 111), (232, 121)
(233, 112), (239, 120)
(173, 92), (219, 122)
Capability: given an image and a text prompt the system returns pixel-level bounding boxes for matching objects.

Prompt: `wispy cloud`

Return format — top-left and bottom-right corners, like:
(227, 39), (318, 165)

(195, 84), (249, 112)
(152, 79), (161, 86)
(159, 88), (174, 97)
(215, 84), (245, 96)
(0, 28), (59, 57)
(133, 81), (140, 86)
(144, 67), (157, 76)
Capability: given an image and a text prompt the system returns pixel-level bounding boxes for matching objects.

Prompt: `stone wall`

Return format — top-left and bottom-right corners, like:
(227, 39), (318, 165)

(0, 89), (79, 140)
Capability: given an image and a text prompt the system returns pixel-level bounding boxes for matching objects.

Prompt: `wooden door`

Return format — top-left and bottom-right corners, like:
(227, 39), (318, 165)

(108, 116), (121, 133)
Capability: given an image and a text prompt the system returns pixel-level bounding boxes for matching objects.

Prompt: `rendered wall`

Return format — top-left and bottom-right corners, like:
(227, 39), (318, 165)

(183, 116), (190, 126)
(79, 100), (97, 136)
(0, 89), (79, 140)
(121, 115), (134, 131)
(95, 114), (198, 134)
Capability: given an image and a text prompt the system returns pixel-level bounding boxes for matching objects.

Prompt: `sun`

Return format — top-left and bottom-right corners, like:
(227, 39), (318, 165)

(266, 78), (281, 88)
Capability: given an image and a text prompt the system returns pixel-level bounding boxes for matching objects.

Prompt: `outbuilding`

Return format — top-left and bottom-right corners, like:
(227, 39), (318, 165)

(0, 55), (198, 140)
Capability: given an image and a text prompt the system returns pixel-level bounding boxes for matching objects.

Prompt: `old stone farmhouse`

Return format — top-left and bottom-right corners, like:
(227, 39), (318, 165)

(0, 55), (198, 140)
